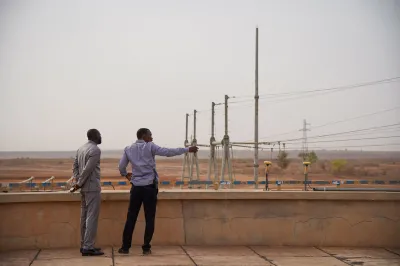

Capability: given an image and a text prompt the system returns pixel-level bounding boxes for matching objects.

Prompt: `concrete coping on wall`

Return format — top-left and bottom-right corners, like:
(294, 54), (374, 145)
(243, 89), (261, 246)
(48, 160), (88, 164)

(1, 189), (400, 203)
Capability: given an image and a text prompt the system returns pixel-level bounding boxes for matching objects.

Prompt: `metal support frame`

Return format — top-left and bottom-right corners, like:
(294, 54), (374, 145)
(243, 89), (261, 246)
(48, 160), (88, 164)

(181, 114), (191, 188)
(207, 102), (218, 189)
(263, 161), (271, 191)
(42, 176), (55, 191)
(254, 27), (259, 188)
(65, 176), (74, 191)
(303, 161), (311, 191)
(19, 176), (34, 192)
(181, 27), (263, 190)
(220, 95), (234, 188)
(189, 110), (200, 188)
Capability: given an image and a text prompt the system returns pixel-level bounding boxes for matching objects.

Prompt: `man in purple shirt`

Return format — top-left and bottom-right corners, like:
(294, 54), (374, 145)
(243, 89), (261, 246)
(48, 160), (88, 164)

(118, 128), (198, 255)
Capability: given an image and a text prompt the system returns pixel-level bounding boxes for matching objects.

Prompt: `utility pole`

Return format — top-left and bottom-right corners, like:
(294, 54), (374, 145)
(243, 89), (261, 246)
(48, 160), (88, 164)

(220, 95), (233, 188)
(181, 114), (191, 188)
(254, 27), (259, 188)
(300, 119), (311, 160)
(207, 102), (218, 189)
(190, 110), (200, 187)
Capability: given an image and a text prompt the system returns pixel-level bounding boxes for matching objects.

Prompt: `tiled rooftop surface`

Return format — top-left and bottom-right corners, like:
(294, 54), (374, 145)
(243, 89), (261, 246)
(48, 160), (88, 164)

(1, 246), (400, 266)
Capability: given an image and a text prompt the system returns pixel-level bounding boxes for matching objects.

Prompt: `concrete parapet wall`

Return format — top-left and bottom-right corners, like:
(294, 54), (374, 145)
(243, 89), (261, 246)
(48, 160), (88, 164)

(0, 190), (399, 250)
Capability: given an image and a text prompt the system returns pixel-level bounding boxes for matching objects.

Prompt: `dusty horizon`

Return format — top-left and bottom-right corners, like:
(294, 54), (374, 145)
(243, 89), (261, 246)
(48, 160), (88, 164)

(1, 149), (400, 161)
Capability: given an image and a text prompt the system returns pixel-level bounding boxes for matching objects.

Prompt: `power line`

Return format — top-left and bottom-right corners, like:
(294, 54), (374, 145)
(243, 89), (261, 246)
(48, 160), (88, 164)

(189, 103), (224, 115)
(273, 127), (400, 144)
(310, 106), (400, 130)
(233, 142), (400, 151)
(230, 76), (400, 104)
(287, 135), (400, 144)
(248, 126), (400, 145)
(227, 120), (400, 147)
(284, 143), (400, 150)
(228, 77), (400, 108)
(190, 76), (400, 115)
(260, 76), (400, 97)
(278, 127), (400, 143)
(328, 126), (400, 137)
(257, 106), (400, 141)
(230, 81), (397, 107)
(307, 123), (400, 140)
(257, 129), (301, 140)
(245, 123), (400, 143)
(277, 123), (400, 142)
(188, 77), (400, 149)
(283, 126), (400, 142)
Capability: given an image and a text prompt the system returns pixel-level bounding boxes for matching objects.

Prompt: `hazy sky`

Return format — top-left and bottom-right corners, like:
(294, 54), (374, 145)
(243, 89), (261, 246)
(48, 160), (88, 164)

(1, 0), (399, 151)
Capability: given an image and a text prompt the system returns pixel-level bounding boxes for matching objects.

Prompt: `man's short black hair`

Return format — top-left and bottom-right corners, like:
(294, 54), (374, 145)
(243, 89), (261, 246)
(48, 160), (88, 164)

(87, 129), (100, 141)
(137, 128), (150, 139)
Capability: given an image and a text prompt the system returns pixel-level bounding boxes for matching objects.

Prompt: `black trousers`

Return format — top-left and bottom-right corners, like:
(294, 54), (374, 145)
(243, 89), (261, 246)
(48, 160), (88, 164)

(122, 184), (158, 251)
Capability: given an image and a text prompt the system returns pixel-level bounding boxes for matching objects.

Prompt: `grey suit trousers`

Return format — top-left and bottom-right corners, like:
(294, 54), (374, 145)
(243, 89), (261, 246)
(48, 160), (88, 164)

(80, 191), (101, 250)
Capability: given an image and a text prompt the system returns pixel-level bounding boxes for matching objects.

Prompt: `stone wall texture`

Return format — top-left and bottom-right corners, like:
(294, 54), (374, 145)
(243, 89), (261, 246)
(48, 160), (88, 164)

(0, 190), (399, 251)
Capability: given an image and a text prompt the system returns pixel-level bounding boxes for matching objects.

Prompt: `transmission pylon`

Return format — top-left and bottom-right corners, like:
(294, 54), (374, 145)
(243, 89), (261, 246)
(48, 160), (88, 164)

(300, 119), (311, 160)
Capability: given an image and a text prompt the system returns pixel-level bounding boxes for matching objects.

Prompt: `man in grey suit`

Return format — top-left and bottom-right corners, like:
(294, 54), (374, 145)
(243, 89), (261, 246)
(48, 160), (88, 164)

(71, 129), (104, 256)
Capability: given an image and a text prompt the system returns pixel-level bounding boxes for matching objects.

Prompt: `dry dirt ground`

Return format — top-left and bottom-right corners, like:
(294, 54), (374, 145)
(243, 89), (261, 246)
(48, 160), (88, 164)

(1, 157), (400, 191)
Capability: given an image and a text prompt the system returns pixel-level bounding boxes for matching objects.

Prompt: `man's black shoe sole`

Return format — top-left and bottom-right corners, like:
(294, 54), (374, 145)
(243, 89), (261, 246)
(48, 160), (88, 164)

(82, 252), (104, 256)
(80, 248), (101, 253)
(118, 249), (129, 254)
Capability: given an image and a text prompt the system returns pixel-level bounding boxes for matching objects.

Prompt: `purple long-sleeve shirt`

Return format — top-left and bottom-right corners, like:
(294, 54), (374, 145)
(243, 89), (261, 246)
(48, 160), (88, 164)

(119, 140), (189, 186)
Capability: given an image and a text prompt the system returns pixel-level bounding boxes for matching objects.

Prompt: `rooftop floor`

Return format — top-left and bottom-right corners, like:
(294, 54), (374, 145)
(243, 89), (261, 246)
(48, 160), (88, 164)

(1, 246), (400, 266)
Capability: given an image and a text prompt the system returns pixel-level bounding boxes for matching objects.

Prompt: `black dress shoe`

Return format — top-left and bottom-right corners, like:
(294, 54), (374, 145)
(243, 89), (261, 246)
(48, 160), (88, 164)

(81, 249), (104, 256)
(142, 249), (152, 255)
(80, 247), (101, 253)
(118, 248), (129, 254)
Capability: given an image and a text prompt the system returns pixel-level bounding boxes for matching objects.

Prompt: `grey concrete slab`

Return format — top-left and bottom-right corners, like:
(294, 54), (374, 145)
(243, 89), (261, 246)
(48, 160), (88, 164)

(251, 246), (329, 257)
(31, 257), (113, 266)
(38, 247), (112, 260)
(191, 255), (271, 266)
(320, 248), (399, 259)
(0, 249), (38, 266)
(114, 255), (195, 266)
(344, 258), (400, 266)
(270, 257), (349, 266)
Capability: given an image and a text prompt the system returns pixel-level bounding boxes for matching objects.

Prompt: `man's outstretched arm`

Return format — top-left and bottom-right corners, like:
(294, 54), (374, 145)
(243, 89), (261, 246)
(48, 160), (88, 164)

(151, 143), (198, 157)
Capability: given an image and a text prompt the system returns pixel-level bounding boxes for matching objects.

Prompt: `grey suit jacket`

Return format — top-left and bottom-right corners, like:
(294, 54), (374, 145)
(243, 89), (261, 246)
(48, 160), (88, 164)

(73, 141), (101, 192)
